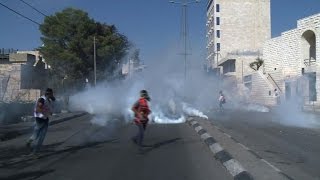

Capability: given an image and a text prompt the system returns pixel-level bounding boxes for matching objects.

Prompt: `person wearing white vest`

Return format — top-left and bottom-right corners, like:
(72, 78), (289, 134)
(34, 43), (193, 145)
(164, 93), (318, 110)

(26, 88), (55, 154)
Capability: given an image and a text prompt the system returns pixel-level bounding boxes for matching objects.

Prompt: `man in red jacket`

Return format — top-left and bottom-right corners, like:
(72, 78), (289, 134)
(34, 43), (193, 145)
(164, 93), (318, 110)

(131, 90), (151, 147)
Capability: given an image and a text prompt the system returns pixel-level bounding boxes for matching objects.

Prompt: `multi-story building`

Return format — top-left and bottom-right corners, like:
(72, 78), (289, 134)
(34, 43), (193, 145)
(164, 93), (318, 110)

(206, 0), (271, 84)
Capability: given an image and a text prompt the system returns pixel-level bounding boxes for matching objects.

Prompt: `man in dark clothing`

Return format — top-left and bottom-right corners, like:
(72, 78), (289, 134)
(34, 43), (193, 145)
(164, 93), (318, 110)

(131, 90), (151, 147)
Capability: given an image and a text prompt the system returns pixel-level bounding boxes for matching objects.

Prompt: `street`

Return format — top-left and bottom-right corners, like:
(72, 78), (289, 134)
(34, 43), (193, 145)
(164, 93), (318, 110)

(0, 114), (232, 180)
(1, 110), (320, 179)
(207, 110), (320, 180)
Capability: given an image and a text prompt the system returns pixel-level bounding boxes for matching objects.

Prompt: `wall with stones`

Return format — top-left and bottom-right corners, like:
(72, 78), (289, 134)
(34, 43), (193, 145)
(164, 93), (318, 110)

(0, 64), (41, 102)
(0, 53), (46, 102)
(206, 0), (271, 69)
(258, 13), (320, 106)
(250, 71), (275, 106)
(219, 0), (271, 58)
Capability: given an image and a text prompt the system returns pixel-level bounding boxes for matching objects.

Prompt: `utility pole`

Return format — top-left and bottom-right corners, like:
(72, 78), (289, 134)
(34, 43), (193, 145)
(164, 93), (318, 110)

(128, 59), (131, 77)
(94, 36), (97, 86)
(170, 0), (200, 82)
(183, 3), (187, 81)
(242, 59), (244, 83)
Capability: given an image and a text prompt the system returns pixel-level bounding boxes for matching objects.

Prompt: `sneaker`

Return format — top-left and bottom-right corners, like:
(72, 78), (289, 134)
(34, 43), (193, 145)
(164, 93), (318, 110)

(131, 137), (138, 144)
(22, 152), (38, 160)
(31, 153), (40, 159)
(138, 147), (145, 155)
(26, 139), (33, 148)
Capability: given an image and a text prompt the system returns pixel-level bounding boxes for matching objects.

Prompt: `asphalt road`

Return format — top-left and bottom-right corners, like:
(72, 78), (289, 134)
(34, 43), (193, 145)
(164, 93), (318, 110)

(0, 115), (232, 180)
(208, 110), (320, 180)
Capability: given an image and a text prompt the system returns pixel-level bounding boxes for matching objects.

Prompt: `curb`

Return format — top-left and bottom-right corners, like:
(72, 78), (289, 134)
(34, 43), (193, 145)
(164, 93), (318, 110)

(49, 112), (88, 126)
(0, 112), (88, 141)
(187, 117), (254, 180)
(209, 121), (294, 180)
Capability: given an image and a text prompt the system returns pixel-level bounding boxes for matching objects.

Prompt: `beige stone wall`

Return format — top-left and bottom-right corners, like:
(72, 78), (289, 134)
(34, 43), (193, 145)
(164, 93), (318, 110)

(17, 51), (42, 65)
(206, 0), (270, 64)
(0, 63), (41, 102)
(250, 71), (275, 106)
(263, 14), (320, 77)
(206, 0), (271, 97)
(263, 37), (283, 72)
(281, 29), (301, 77)
(219, 0), (271, 58)
(0, 52), (45, 102)
(221, 55), (259, 82)
(235, 56), (258, 82)
(257, 13), (320, 106)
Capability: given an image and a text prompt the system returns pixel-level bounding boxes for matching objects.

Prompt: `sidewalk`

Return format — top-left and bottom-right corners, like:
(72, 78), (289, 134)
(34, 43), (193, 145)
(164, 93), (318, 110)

(189, 117), (289, 180)
(0, 112), (87, 142)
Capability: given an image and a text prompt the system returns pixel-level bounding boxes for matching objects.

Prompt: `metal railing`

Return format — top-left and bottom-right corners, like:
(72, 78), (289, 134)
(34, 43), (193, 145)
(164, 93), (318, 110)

(0, 49), (17, 55)
(304, 58), (316, 66)
(267, 73), (282, 93)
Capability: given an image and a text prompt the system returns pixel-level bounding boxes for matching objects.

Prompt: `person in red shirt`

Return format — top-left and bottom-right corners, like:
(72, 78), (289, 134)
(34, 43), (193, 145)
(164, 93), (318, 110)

(131, 90), (151, 147)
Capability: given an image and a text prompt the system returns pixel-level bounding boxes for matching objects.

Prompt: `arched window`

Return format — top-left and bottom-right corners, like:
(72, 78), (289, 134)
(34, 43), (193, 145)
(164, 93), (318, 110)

(302, 30), (316, 65)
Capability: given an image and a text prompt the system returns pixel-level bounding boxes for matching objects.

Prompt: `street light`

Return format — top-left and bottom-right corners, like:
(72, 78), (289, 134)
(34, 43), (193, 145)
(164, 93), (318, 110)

(169, 0), (200, 82)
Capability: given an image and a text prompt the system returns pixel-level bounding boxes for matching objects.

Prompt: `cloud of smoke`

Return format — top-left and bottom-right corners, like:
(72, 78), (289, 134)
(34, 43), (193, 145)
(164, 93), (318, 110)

(182, 103), (208, 119)
(273, 95), (320, 128)
(68, 47), (216, 127)
(68, 46), (278, 132)
(244, 104), (269, 112)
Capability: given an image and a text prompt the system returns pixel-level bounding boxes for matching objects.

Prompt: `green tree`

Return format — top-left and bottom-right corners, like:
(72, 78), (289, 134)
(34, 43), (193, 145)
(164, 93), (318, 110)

(249, 57), (264, 71)
(39, 8), (129, 89)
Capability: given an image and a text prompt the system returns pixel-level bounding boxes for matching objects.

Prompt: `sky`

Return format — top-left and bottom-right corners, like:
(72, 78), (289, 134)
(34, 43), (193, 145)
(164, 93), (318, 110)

(0, 0), (320, 65)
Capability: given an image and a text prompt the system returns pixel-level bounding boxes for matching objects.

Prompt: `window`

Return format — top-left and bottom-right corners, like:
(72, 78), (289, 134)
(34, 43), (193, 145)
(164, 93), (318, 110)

(269, 91), (271, 96)
(216, 17), (220, 25)
(216, 4), (220, 12)
(217, 43), (220, 51)
(216, 30), (220, 38)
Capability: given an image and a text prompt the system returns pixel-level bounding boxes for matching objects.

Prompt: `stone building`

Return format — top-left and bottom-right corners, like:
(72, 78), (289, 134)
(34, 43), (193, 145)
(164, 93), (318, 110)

(0, 51), (47, 102)
(206, 0), (271, 84)
(249, 13), (320, 107)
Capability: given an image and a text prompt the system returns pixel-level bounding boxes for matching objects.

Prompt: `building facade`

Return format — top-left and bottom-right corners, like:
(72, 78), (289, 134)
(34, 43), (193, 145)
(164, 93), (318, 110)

(0, 51), (47, 102)
(250, 13), (320, 107)
(206, 0), (271, 83)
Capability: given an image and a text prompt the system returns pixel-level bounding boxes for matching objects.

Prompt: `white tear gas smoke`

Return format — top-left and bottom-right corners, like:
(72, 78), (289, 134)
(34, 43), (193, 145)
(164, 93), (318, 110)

(261, 76), (320, 129)
(244, 104), (269, 112)
(68, 47), (281, 129)
(273, 97), (320, 129)
(69, 48), (214, 126)
(182, 103), (208, 119)
(217, 83), (270, 112)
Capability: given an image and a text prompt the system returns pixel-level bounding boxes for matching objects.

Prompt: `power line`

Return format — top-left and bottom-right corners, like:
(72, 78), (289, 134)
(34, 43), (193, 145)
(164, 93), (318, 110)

(0, 1), (41, 26)
(19, 0), (47, 17)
